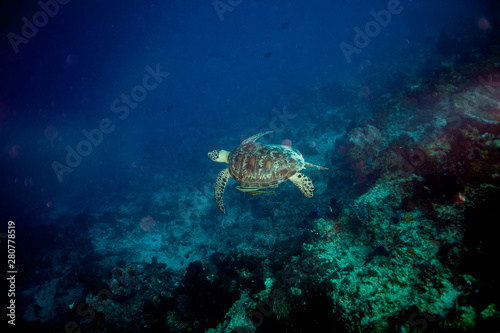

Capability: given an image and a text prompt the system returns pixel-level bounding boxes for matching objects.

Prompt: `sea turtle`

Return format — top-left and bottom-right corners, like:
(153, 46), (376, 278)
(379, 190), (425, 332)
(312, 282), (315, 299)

(208, 131), (328, 214)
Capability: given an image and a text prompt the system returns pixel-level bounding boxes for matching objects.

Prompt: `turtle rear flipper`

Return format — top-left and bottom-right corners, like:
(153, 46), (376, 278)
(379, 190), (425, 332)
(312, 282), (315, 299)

(289, 172), (314, 198)
(215, 168), (230, 214)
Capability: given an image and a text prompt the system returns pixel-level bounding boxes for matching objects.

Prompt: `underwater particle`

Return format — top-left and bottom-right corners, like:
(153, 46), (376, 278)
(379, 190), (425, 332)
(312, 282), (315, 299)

(452, 192), (466, 205)
(44, 125), (59, 143)
(66, 54), (78, 65)
(8, 144), (20, 159)
(360, 85), (370, 99)
(477, 17), (490, 30)
(282, 139), (292, 147)
(140, 215), (155, 231)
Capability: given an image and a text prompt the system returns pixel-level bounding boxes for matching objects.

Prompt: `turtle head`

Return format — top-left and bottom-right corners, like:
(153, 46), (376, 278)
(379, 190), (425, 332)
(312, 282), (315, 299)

(208, 149), (229, 163)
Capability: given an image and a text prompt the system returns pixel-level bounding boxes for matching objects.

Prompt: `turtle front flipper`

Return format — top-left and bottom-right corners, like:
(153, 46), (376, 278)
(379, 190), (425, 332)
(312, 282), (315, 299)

(241, 131), (273, 145)
(289, 172), (314, 198)
(215, 168), (230, 214)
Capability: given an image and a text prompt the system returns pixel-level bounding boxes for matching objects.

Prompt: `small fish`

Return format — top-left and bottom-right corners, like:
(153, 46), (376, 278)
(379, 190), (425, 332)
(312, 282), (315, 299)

(165, 104), (178, 112)
(279, 22), (289, 30)
(263, 52), (272, 58)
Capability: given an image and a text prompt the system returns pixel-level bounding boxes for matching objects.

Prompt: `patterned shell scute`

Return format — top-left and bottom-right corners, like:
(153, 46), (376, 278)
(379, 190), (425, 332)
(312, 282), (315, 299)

(228, 143), (305, 187)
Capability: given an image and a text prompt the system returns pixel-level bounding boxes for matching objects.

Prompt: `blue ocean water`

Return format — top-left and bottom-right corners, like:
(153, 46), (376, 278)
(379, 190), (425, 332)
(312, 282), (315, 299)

(1, 0), (500, 331)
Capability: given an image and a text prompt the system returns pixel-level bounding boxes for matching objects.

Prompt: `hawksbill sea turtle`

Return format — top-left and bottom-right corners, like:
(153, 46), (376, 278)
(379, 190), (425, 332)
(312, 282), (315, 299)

(208, 131), (328, 214)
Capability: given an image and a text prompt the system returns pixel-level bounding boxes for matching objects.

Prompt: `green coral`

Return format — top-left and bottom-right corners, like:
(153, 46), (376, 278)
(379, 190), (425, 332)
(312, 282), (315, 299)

(481, 304), (500, 319)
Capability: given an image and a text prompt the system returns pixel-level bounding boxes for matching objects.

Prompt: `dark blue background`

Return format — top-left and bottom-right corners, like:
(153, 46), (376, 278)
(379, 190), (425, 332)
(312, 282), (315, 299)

(0, 0), (492, 218)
